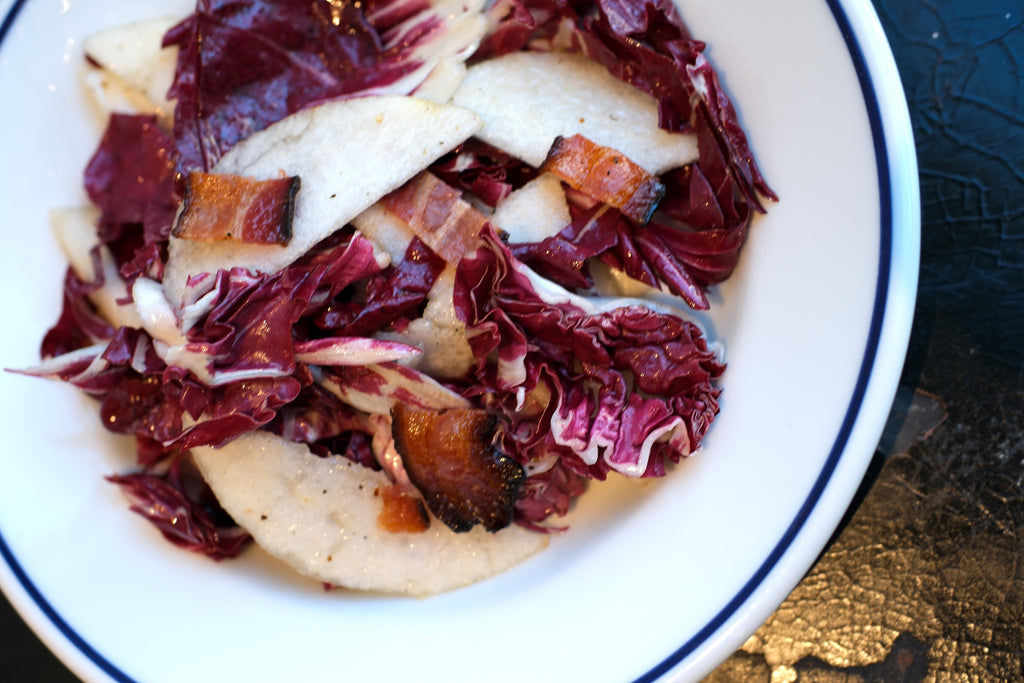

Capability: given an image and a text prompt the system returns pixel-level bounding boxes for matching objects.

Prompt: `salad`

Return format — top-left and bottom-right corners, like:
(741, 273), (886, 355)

(22, 0), (774, 595)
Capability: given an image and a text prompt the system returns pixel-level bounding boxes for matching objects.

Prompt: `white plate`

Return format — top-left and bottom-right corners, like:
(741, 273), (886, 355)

(0, 0), (918, 681)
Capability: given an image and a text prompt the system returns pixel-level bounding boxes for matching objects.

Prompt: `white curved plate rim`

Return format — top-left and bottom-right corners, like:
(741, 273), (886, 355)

(0, 0), (919, 681)
(650, 0), (921, 680)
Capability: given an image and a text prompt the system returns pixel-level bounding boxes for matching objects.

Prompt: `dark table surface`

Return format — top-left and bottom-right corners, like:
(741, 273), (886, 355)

(3, 0), (1022, 681)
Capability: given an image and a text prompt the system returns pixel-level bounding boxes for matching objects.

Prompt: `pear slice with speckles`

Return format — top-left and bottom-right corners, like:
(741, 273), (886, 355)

(451, 51), (697, 175)
(193, 431), (547, 596)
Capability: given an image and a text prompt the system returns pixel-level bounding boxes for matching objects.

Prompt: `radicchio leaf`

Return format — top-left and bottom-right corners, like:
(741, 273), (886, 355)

(107, 454), (251, 559)
(311, 236), (446, 336)
(83, 113), (179, 252)
(40, 265), (118, 358)
(34, 229), (432, 464)
(454, 226), (724, 481)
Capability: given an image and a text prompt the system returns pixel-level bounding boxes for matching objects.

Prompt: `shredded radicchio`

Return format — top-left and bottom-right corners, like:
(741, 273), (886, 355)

(30, 0), (775, 556)
(454, 228), (724, 483)
(30, 230), (444, 555)
(106, 454), (250, 559)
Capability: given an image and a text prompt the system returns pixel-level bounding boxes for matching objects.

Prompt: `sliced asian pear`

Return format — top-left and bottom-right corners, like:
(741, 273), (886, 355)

(172, 172), (300, 246)
(412, 58), (468, 105)
(163, 96), (483, 306)
(391, 404), (524, 533)
(81, 16), (179, 119)
(542, 134), (666, 225)
(191, 431), (547, 596)
(386, 267), (477, 379)
(450, 51), (698, 175)
(49, 206), (143, 330)
(379, 172), (489, 264)
(490, 173), (571, 244)
(351, 203), (416, 267)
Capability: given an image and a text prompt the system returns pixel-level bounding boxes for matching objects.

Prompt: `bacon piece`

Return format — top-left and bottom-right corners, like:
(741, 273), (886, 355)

(541, 134), (665, 225)
(375, 483), (430, 533)
(380, 172), (489, 263)
(172, 172), (300, 245)
(391, 404), (524, 533)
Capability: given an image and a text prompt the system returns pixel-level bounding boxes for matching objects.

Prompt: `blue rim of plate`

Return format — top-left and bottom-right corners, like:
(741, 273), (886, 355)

(0, 0), (900, 681)
(636, 1), (897, 679)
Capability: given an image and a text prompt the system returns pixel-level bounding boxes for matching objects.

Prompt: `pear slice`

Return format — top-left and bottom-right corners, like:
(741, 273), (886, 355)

(163, 96), (482, 306)
(81, 16), (179, 119)
(491, 173), (571, 244)
(49, 206), (143, 330)
(451, 51), (697, 175)
(192, 431), (548, 596)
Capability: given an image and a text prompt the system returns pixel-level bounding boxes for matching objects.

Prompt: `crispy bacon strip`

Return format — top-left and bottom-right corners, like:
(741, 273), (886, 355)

(391, 404), (524, 533)
(172, 172), (300, 245)
(380, 172), (489, 263)
(375, 483), (430, 533)
(542, 134), (665, 225)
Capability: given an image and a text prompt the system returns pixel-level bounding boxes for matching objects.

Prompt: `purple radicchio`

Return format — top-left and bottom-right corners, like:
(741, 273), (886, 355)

(30, 226), (442, 468)
(107, 454), (251, 559)
(454, 226), (725, 486)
